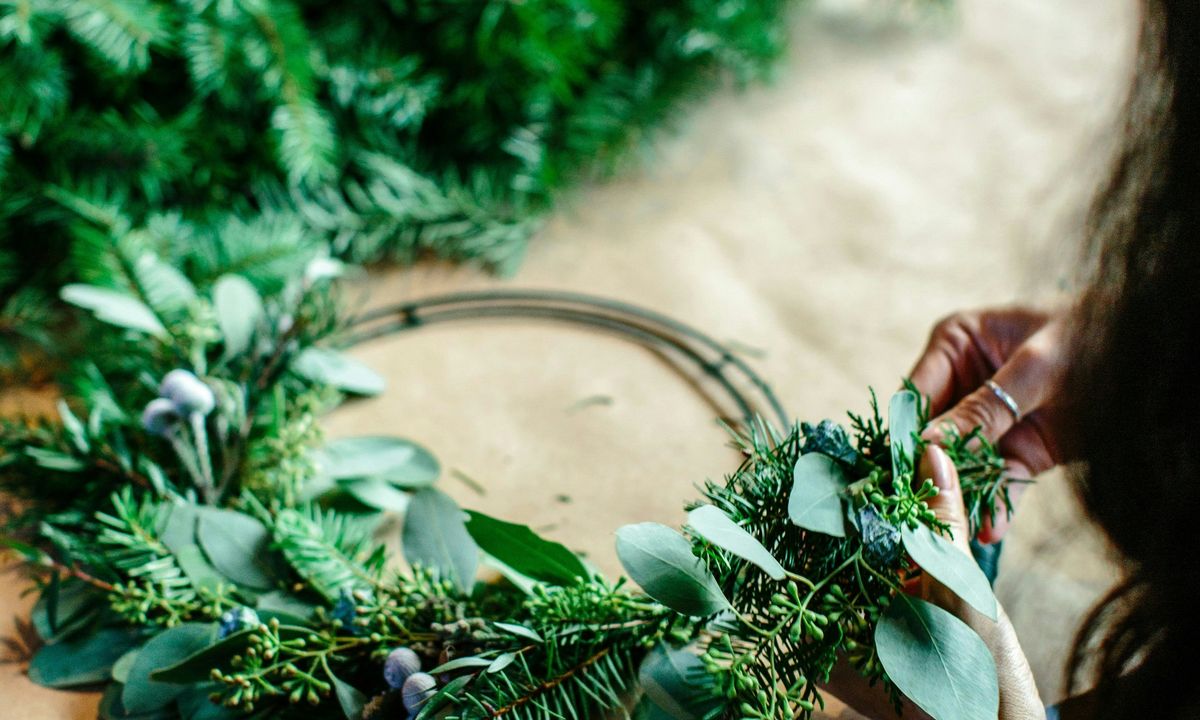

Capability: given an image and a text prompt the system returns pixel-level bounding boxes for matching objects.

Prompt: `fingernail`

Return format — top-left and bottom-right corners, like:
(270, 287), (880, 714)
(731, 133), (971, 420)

(922, 444), (958, 492)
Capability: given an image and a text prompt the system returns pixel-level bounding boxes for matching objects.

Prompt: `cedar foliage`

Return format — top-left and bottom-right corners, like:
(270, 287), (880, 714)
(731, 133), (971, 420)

(0, 0), (787, 286)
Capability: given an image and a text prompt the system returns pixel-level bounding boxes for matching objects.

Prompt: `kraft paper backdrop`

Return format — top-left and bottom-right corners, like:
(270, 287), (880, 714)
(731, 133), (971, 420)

(2, 0), (1131, 716)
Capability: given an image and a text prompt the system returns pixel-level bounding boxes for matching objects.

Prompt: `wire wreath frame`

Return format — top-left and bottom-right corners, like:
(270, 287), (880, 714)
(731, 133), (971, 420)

(344, 289), (790, 430)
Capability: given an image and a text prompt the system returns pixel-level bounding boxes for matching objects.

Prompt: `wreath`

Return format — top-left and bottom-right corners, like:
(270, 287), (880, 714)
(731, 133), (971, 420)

(0, 257), (1015, 720)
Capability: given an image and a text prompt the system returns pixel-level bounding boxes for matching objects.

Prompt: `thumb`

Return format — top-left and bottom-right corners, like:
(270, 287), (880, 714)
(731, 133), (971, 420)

(919, 445), (972, 551)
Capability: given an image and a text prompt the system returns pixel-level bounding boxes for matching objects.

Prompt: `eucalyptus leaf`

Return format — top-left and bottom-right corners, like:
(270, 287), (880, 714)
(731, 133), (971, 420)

(157, 503), (199, 553)
(29, 627), (142, 688)
(901, 523), (997, 620)
(875, 596), (998, 720)
(493, 621), (543, 643)
(345, 477), (413, 512)
(255, 591), (318, 624)
(212, 275), (263, 358)
(151, 626), (306, 683)
(33, 578), (101, 643)
(430, 656), (494, 673)
(61, 284), (166, 336)
(318, 436), (439, 487)
(176, 684), (239, 720)
(686, 505), (785, 581)
(99, 683), (173, 720)
(292, 347), (385, 396)
(149, 630), (252, 684)
(173, 544), (227, 592)
(402, 488), (478, 594)
(196, 509), (274, 590)
(465, 511), (587, 586)
(889, 389), (920, 473)
(638, 643), (722, 720)
(111, 648), (140, 684)
(123, 623), (217, 713)
(488, 652), (517, 673)
(413, 674), (472, 720)
(787, 453), (848, 538)
(615, 523), (730, 617)
(331, 672), (368, 720)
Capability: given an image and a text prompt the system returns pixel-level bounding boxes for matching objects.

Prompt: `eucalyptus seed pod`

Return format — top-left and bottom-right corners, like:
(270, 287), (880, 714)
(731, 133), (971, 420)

(141, 398), (181, 437)
(383, 647), (422, 689)
(160, 369), (216, 416)
(401, 672), (437, 713)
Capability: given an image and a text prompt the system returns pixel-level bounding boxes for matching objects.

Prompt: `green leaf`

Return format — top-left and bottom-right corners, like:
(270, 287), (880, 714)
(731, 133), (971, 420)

(176, 684), (238, 720)
(29, 627), (142, 688)
(875, 596), (998, 720)
(212, 275), (263, 359)
(150, 630), (253, 683)
(292, 347), (385, 396)
(123, 624), (217, 713)
(317, 435), (440, 487)
(429, 656), (493, 673)
(413, 674), (472, 720)
(331, 672), (368, 720)
(402, 488), (478, 594)
(901, 523), (997, 620)
(174, 544), (227, 592)
(255, 591), (318, 624)
(32, 578), (102, 643)
(99, 682), (173, 720)
(493, 621), (543, 643)
(111, 648), (139, 683)
(488, 652), (517, 673)
(615, 522), (730, 617)
(465, 511), (587, 586)
(638, 643), (722, 720)
(196, 509), (274, 590)
(787, 453), (847, 538)
(344, 477), (412, 512)
(686, 504), (785, 581)
(149, 628), (309, 684)
(61, 284), (166, 336)
(889, 389), (920, 473)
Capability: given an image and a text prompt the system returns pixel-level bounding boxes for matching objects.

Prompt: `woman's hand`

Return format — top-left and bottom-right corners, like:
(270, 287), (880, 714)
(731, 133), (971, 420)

(909, 308), (1070, 542)
(918, 445), (1044, 719)
(824, 447), (1045, 719)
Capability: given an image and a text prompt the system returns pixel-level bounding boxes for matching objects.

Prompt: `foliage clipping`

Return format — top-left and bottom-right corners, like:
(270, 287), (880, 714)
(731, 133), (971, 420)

(0, 240), (1015, 720)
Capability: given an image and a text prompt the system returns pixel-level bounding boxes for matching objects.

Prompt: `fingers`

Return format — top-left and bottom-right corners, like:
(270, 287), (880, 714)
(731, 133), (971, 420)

(922, 321), (1064, 445)
(908, 313), (979, 415)
(919, 445), (971, 551)
(908, 309), (1052, 417)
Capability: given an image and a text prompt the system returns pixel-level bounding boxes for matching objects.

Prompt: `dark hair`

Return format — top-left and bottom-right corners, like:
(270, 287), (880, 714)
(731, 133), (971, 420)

(1067, 1), (1200, 716)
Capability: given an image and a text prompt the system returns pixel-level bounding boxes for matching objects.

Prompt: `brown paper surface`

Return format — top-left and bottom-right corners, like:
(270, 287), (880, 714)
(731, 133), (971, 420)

(1, 0), (1131, 716)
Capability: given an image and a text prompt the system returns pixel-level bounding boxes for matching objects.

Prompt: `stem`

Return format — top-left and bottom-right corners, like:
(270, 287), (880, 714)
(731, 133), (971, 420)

(167, 426), (210, 503)
(189, 413), (216, 504)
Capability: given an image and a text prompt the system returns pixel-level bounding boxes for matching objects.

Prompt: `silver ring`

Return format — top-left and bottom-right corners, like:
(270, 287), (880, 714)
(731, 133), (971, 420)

(985, 379), (1021, 422)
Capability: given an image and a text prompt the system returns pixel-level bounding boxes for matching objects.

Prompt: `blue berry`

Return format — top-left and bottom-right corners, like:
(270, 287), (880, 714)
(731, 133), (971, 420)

(141, 398), (181, 437)
(159, 369), (215, 416)
(401, 672), (437, 713)
(218, 607), (259, 638)
(383, 646), (421, 689)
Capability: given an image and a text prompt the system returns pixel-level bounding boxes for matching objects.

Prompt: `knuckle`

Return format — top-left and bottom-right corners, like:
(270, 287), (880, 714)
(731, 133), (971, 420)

(955, 391), (1008, 434)
(930, 313), (974, 356)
